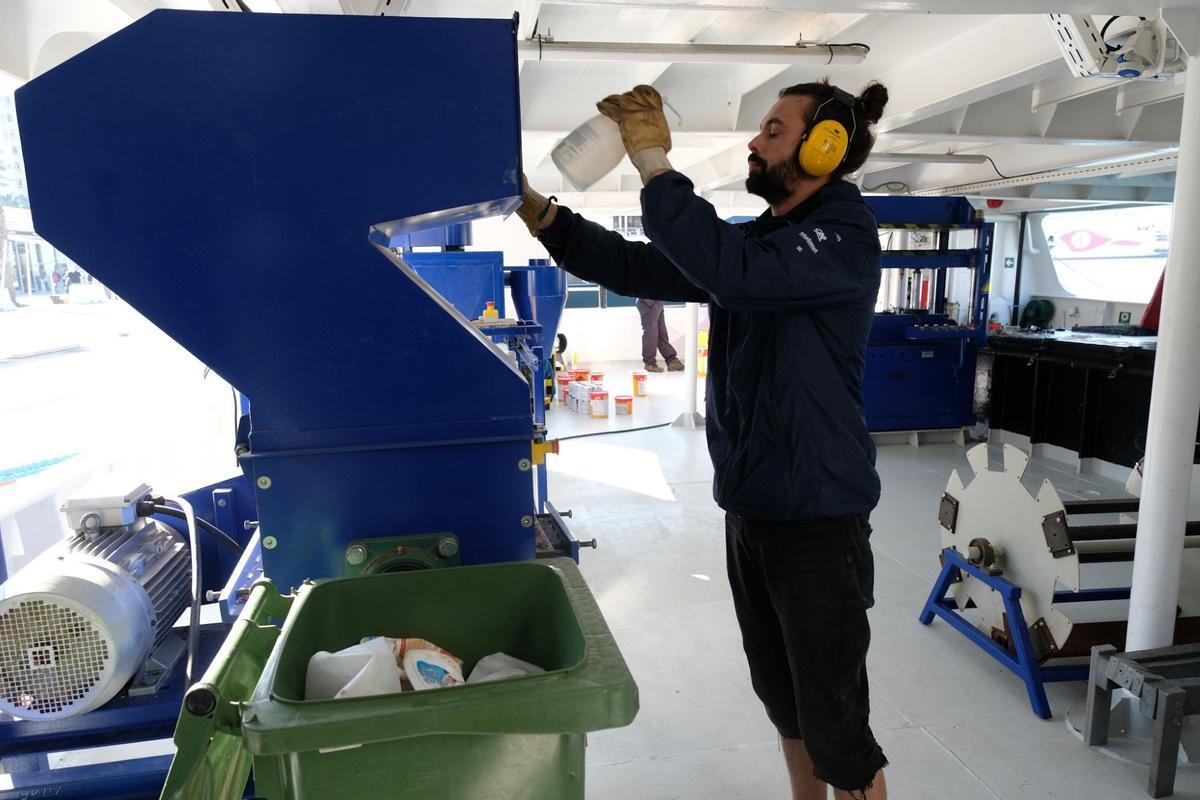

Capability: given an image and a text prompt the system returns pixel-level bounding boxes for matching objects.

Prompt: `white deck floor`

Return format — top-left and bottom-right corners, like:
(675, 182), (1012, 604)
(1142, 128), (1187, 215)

(3, 299), (1198, 798)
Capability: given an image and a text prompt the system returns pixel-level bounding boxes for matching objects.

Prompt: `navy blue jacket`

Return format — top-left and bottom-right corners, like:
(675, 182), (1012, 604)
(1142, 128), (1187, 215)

(538, 172), (882, 522)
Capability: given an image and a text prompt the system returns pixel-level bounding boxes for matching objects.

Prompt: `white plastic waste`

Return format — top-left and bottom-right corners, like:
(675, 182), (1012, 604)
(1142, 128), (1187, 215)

(550, 114), (625, 193)
(467, 652), (546, 684)
(304, 636), (403, 701)
(403, 647), (465, 691)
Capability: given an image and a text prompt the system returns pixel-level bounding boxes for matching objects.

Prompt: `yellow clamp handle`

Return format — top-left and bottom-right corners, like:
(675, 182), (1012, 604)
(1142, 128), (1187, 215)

(531, 439), (560, 466)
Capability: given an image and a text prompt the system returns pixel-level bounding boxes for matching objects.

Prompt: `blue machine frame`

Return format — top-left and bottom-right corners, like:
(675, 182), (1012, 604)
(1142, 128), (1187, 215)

(400, 244), (571, 522)
(731, 198), (992, 432)
(919, 547), (1131, 719)
(4, 10), (578, 798)
(16, 9), (536, 590)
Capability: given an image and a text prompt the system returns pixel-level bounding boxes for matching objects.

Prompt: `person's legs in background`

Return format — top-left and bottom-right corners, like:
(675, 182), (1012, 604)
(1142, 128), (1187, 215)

(636, 298), (665, 372)
(656, 307), (684, 371)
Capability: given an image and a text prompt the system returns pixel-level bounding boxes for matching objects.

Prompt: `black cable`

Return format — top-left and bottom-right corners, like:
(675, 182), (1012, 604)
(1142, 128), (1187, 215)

(1100, 16), (1146, 52)
(163, 495), (202, 688)
(827, 42), (871, 53)
(983, 155), (1049, 182)
(150, 504), (243, 554)
(921, 155), (1074, 195)
(864, 181), (910, 193)
(557, 421), (674, 441)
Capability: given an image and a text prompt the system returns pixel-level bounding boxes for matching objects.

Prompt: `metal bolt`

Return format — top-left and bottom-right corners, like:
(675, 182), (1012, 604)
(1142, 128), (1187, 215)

(234, 444), (249, 456)
(521, 515), (534, 528)
(262, 535), (278, 550)
(205, 590), (222, 602)
(518, 458), (532, 472)
(437, 537), (459, 558)
(256, 476), (272, 490)
(345, 544), (368, 565)
(217, 498), (227, 508)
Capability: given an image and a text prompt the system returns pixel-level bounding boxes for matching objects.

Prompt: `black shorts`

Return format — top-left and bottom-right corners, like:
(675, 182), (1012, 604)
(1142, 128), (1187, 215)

(725, 512), (888, 792)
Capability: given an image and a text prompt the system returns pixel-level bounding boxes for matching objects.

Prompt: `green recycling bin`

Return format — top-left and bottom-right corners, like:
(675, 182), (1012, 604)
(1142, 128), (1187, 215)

(162, 558), (638, 799)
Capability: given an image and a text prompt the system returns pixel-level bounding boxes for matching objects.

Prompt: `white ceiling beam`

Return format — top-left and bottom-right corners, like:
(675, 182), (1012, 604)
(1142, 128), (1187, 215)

(686, 147), (754, 193)
(725, 13), (866, 129)
(881, 128), (1176, 149)
(867, 152), (988, 165)
(2, 1), (133, 80)
(883, 83), (1183, 148)
(1162, 2), (1200, 57)
(874, 16), (1068, 135)
(540, 1), (1160, 15)
(1031, 75), (1122, 113)
(1116, 75), (1188, 114)
(861, 139), (1179, 193)
(107, 0), (160, 17)
(914, 150), (1180, 196)
(521, 131), (563, 177)
(0, 3), (32, 80)
(982, 182), (1175, 204)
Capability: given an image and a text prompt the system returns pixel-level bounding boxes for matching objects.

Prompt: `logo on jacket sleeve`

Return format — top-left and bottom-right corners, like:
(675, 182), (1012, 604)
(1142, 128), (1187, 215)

(797, 231), (819, 254)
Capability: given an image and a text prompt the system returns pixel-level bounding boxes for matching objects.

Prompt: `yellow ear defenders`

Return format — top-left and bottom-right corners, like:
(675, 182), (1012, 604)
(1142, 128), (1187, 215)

(798, 87), (857, 178)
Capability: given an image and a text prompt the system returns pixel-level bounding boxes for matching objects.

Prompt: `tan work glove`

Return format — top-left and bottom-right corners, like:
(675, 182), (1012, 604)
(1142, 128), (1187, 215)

(596, 85), (672, 155)
(596, 85), (674, 184)
(514, 175), (556, 237)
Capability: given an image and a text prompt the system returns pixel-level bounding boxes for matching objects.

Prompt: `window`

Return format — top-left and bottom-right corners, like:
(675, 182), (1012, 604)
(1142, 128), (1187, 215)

(611, 215), (645, 239)
(1039, 205), (1171, 303)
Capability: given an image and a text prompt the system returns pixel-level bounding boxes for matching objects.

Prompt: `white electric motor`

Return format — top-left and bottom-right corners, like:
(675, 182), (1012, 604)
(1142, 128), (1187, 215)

(0, 485), (191, 719)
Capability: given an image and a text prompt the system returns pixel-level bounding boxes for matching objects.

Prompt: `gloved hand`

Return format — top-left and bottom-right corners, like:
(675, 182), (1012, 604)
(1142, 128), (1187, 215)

(596, 85), (673, 184)
(596, 85), (672, 156)
(514, 175), (556, 237)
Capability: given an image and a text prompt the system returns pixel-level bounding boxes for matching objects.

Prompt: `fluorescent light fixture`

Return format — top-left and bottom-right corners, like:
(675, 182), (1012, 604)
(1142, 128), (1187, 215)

(519, 40), (868, 65)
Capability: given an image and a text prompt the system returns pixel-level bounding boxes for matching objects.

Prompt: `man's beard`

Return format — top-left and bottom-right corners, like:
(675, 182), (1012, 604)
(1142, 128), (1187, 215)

(745, 150), (802, 205)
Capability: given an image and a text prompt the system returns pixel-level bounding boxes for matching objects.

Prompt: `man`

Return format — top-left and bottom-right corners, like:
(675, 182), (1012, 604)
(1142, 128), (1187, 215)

(517, 79), (890, 799)
(635, 297), (683, 373)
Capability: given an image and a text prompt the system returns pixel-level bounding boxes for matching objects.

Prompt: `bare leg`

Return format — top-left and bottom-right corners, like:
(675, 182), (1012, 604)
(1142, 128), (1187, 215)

(782, 738), (888, 800)
(832, 769), (887, 800)
(781, 737), (828, 800)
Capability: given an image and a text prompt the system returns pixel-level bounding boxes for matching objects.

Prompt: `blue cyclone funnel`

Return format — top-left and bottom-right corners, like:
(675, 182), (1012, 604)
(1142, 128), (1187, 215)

(509, 265), (568, 350)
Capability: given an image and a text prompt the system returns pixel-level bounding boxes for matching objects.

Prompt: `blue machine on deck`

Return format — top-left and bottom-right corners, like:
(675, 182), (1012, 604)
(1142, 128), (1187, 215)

(3, 11), (579, 798)
(864, 196), (993, 432)
(735, 197), (993, 433)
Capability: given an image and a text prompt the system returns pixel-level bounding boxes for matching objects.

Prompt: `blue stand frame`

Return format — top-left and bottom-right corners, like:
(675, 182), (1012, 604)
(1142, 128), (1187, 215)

(919, 547), (1093, 719)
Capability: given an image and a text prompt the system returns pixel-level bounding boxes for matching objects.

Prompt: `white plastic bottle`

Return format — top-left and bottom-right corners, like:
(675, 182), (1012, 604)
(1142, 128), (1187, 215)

(305, 636), (403, 700)
(467, 652), (545, 684)
(551, 114), (625, 192)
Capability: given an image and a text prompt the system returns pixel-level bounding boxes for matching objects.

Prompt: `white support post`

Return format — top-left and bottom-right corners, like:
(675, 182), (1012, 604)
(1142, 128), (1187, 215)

(673, 301), (705, 429)
(1126, 56), (1200, 653)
